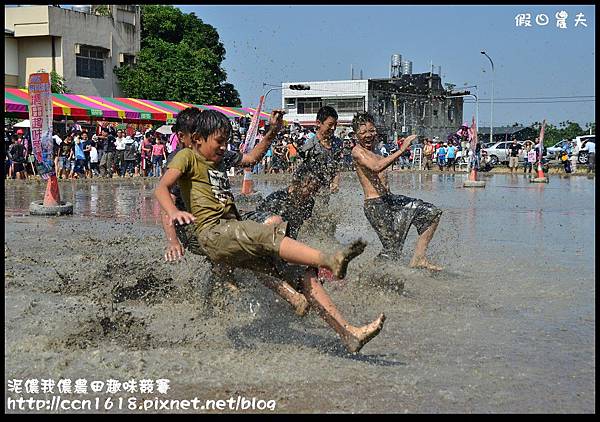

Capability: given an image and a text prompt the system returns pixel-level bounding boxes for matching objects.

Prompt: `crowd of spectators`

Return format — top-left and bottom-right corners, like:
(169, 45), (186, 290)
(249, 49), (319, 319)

(4, 123), (175, 180)
(6, 118), (591, 179)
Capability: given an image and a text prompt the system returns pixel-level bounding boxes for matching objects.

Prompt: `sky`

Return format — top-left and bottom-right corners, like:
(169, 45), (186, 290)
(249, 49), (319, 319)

(177, 4), (595, 128)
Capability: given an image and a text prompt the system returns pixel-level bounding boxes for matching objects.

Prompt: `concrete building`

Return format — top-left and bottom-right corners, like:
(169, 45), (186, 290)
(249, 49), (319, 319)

(4, 5), (140, 97)
(282, 72), (464, 141)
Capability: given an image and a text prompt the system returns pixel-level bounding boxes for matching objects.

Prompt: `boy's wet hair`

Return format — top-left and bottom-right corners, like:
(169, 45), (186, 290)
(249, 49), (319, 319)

(175, 107), (202, 136)
(196, 109), (232, 140)
(352, 112), (376, 133)
(316, 106), (338, 123)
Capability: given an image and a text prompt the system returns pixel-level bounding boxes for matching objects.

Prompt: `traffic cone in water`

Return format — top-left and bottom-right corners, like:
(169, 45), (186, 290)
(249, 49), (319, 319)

(469, 167), (478, 182)
(536, 161), (545, 178)
(43, 175), (61, 207)
(530, 160), (549, 183)
(463, 165), (486, 187)
(240, 167), (254, 195)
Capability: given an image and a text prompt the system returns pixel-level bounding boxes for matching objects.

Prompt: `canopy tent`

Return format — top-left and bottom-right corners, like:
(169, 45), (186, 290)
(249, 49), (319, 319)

(4, 88), (271, 124)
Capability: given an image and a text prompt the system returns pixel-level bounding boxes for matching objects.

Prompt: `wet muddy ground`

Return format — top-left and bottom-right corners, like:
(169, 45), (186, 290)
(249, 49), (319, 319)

(4, 172), (595, 413)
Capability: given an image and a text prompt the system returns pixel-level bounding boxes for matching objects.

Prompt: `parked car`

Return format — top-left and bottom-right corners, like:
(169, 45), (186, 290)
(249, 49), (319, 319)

(482, 141), (524, 165)
(574, 135), (595, 164)
(546, 139), (571, 159)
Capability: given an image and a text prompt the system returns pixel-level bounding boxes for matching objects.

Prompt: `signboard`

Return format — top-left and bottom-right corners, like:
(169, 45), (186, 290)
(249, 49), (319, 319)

(28, 73), (54, 179)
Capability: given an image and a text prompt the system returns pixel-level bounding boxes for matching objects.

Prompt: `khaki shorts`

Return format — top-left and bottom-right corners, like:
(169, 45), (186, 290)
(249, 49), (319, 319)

(508, 156), (519, 168)
(178, 219), (305, 284)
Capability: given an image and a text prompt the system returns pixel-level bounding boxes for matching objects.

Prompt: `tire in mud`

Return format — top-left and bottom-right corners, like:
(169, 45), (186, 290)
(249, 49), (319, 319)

(29, 201), (73, 216)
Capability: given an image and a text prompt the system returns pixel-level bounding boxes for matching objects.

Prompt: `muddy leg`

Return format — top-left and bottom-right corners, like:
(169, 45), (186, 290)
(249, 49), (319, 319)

(300, 268), (385, 353)
(409, 216), (443, 271)
(279, 237), (366, 280)
(256, 274), (309, 316)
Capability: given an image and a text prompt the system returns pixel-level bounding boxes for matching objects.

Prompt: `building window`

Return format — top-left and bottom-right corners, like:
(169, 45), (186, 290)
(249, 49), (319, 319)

(284, 98), (296, 110)
(297, 98), (322, 114)
(323, 97), (365, 114)
(121, 54), (135, 67)
(76, 46), (106, 79)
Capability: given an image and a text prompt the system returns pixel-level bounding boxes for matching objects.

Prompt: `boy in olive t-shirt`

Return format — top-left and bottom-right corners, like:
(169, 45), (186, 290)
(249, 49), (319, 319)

(155, 107), (385, 353)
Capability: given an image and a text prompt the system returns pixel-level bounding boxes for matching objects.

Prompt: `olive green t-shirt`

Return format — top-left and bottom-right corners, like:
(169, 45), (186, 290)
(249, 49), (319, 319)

(167, 147), (242, 233)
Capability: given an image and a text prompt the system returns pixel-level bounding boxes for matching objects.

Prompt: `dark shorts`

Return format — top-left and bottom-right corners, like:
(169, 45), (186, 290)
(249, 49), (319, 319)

(363, 194), (442, 258)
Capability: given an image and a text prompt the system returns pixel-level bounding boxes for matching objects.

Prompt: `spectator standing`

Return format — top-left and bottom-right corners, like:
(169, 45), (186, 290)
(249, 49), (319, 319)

(99, 127), (117, 177)
(436, 143), (447, 171)
(286, 136), (299, 173)
(89, 140), (99, 176)
(114, 130), (126, 175)
(8, 135), (27, 179)
(58, 135), (73, 179)
(446, 142), (457, 172)
(140, 132), (154, 177)
(508, 137), (522, 174)
(423, 139), (434, 170)
(80, 131), (92, 178)
(69, 135), (86, 179)
(122, 135), (137, 177)
(152, 136), (167, 178)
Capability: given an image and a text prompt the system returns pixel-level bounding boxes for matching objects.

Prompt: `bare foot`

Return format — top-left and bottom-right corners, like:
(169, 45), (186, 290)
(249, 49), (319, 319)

(342, 313), (386, 354)
(325, 239), (367, 280)
(292, 294), (310, 317)
(409, 258), (443, 272)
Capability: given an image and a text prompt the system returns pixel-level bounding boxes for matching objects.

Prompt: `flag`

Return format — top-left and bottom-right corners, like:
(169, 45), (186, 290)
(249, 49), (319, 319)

(242, 95), (265, 154)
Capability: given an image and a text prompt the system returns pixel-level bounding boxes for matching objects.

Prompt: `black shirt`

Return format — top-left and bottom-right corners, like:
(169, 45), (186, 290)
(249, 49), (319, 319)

(104, 134), (117, 153)
(509, 142), (521, 157)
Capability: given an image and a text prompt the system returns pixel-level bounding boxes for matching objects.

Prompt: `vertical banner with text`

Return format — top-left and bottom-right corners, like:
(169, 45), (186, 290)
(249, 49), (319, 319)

(28, 73), (55, 179)
(242, 95), (265, 154)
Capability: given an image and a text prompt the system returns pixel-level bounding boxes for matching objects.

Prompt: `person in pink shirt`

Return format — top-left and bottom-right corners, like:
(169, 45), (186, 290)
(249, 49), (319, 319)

(168, 131), (179, 154)
(140, 132), (154, 177)
(151, 135), (167, 177)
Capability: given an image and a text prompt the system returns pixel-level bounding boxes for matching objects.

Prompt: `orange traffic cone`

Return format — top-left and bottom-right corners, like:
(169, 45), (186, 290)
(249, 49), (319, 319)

(240, 167), (254, 195)
(43, 175), (61, 207)
(530, 160), (549, 183)
(463, 163), (486, 187)
(536, 161), (545, 179)
(468, 167), (478, 181)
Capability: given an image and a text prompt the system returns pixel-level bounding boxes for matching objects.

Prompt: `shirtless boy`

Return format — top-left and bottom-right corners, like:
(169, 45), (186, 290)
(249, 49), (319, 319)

(351, 112), (443, 271)
(155, 107), (385, 353)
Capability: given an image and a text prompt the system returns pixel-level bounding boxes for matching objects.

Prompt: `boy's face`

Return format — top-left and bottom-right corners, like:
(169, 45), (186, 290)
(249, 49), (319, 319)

(197, 130), (228, 162)
(316, 116), (337, 141)
(356, 122), (377, 150)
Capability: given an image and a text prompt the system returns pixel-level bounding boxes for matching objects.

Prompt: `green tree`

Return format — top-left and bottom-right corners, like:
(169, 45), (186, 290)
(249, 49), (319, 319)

(114, 5), (241, 106)
(50, 70), (69, 94)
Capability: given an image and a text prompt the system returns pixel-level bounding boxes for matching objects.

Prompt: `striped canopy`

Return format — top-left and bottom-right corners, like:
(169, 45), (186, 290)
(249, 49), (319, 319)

(4, 88), (271, 123)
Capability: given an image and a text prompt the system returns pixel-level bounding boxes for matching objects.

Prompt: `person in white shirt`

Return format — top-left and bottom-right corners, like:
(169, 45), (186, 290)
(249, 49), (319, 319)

(89, 142), (99, 176)
(114, 130), (126, 175)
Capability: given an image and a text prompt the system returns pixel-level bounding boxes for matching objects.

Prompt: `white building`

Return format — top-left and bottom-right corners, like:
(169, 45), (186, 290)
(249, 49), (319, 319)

(281, 79), (368, 127)
(282, 74), (464, 141)
(4, 5), (140, 97)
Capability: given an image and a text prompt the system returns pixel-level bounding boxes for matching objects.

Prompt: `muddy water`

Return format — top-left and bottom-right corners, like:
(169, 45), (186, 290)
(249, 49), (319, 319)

(4, 173), (595, 413)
